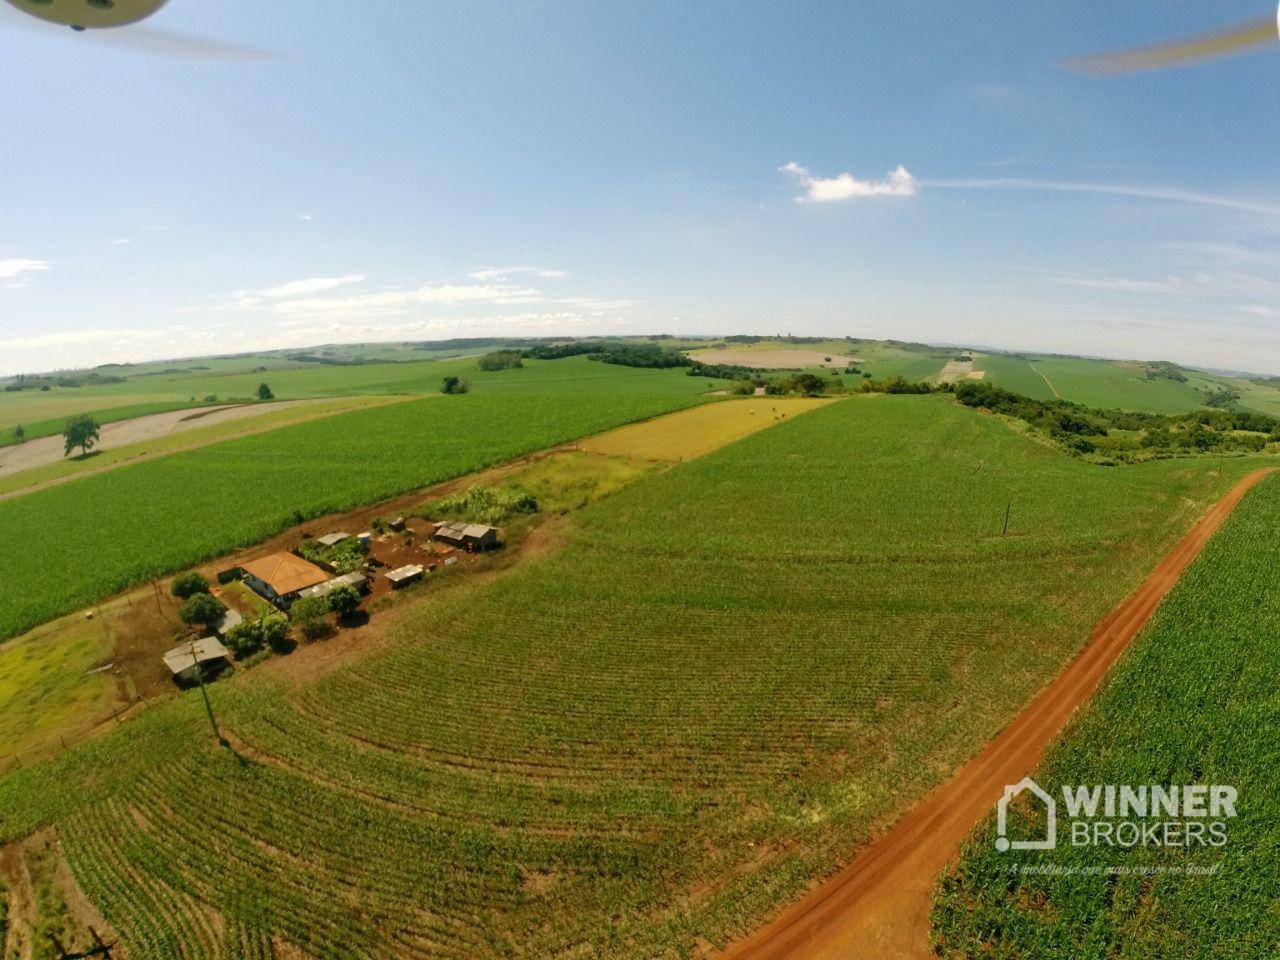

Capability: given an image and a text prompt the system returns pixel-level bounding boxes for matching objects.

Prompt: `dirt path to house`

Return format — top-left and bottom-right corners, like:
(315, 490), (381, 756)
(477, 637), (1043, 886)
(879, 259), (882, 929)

(720, 468), (1275, 960)
(0, 401), (311, 477)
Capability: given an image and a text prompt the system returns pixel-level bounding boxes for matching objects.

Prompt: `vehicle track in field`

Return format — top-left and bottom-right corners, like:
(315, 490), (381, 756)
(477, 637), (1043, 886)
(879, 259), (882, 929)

(720, 467), (1275, 960)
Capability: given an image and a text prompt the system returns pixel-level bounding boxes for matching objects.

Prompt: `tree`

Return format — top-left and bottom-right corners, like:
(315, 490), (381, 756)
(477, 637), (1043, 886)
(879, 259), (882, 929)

(63, 414), (101, 458)
(260, 615), (291, 653)
(170, 571), (210, 600)
(13, 424), (24, 442)
(442, 376), (469, 395)
(257, 382), (274, 401)
(224, 620), (264, 659)
(179, 592), (227, 629)
(327, 583), (362, 619)
(290, 595), (331, 640)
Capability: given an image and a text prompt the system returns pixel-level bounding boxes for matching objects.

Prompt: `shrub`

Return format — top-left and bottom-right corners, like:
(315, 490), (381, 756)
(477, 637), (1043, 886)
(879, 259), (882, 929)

(179, 592), (227, 629)
(257, 383), (274, 401)
(441, 376), (469, 395)
(224, 621), (264, 659)
(327, 583), (362, 618)
(430, 485), (538, 525)
(290, 596), (331, 641)
(170, 571), (210, 600)
(261, 615), (291, 653)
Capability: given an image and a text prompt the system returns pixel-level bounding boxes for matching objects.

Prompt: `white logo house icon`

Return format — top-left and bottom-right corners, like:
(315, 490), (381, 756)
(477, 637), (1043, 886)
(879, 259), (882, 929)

(995, 777), (1056, 852)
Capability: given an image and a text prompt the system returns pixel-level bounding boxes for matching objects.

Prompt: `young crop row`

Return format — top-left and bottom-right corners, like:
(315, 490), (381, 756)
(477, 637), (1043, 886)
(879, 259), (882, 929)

(2, 397), (1265, 957)
(0, 377), (705, 640)
(932, 473), (1280, 958)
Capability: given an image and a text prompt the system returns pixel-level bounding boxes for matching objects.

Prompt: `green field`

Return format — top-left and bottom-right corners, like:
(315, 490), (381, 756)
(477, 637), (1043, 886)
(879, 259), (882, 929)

(0, 396), (1260, 958)
(0, 360), (712, 641)
(933, 473), (1280, 959)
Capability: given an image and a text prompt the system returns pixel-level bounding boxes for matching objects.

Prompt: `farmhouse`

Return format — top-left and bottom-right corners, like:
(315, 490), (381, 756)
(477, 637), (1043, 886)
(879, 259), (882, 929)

(315, 531), (351, 548)
(162, 637), (230, 685)
(432, 521), (499, 552)
(385, 564), (424, 588)
(242, 553), (330, 607)
(297, 571), (370, 601)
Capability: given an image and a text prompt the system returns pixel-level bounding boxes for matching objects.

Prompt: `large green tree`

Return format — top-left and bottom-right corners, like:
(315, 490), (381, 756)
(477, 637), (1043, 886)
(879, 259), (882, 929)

(62, 415), (101, 458)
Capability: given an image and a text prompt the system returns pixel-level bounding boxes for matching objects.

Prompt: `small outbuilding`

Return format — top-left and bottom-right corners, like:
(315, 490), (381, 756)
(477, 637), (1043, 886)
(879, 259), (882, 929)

(242, 553), (330, 607)
(384, 564), (424, 588)
(316, 532), (351, 548)
(214, 607), (244, 637)
(163, 637), (230, 685)
(432, 521), (499, 552)
(297, 571), (370, 601)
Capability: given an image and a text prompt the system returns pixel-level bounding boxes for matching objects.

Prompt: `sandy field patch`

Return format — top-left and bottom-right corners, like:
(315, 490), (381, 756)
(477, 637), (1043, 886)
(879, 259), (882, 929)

(938, 360), (974, 383)
(0, 401), (310, 477)
(966, 370), (987, 380)
(688, 348), (862, 369)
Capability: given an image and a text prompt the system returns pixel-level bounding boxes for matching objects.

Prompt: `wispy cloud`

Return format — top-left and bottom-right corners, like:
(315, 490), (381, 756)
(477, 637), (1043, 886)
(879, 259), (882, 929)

(0, 258), (51, 280)
(260, 273), (368, 299)
(467, 266), (569, 282)
(269, 282), (544, 323)
(924, 177), (1280, 218)
(780, 161), (919, 203)
(108, 238), (134, 247)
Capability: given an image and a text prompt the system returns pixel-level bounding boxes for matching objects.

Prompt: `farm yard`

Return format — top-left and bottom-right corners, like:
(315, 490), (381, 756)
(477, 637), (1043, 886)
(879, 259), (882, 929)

(0, 394), (1267, 959)
(933, 473), (1280, 959)
(0, 367), (713, 642)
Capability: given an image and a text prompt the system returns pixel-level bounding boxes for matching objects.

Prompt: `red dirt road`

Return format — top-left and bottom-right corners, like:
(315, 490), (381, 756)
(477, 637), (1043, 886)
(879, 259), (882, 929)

(722, 469), (1275, 960)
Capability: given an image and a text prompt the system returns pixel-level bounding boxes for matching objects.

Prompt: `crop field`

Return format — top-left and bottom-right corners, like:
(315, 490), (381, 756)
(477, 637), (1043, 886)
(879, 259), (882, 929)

(0, 396), (1261, 958)
(0, 395), (405, 498)
(579, 395), (833, 461)
(933, 473), (1280, 959)
(0, 366), (710, 641)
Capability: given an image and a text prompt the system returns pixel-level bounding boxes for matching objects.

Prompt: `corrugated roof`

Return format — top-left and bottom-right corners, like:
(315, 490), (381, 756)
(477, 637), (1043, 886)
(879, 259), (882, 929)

(242, 553), (329, 596)
(163, 637), (229, 675)
(385, 564), (424, 583)
(316, 532), (351, 547)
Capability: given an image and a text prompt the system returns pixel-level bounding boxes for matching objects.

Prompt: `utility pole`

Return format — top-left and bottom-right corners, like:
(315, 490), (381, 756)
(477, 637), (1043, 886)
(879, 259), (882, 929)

(1002, 501), (1012, 537)
(189, 640), (229, 748)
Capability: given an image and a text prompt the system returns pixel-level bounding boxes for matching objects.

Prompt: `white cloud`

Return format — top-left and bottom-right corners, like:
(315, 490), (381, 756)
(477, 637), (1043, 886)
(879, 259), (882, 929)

(260, 273), (368, 299)
(301, 214), (314, 221)
(0, 258), (50, 280)
(109, 238), (133, 247)
(780, 161), (919, 203)
(467, 266), (569, 282)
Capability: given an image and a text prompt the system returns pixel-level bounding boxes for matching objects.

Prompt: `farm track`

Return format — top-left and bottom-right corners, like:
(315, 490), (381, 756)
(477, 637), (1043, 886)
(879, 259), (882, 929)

(720, 467), (1275, 960)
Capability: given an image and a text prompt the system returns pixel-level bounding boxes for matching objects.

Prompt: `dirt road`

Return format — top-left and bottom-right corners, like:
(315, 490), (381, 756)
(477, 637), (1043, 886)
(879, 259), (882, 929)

(0, 401), (309, 477)
(722, 468), (1274, 960)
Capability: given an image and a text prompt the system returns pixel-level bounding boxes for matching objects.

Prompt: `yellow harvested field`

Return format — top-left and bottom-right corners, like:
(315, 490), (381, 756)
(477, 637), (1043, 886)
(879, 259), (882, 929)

(580, 396), (836, 461)
(688, 348), (861, 368)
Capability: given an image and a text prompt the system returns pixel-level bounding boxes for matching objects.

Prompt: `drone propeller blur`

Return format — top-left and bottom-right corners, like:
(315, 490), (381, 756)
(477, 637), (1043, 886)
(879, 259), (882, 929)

(1064, 3), (1280, 75)
(1, 0), (273, 59)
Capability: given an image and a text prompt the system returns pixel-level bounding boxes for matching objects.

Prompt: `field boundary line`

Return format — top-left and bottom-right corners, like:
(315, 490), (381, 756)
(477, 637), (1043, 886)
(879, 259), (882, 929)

(719, 467), (1276, 960)
(1028, 361), (1060, 398)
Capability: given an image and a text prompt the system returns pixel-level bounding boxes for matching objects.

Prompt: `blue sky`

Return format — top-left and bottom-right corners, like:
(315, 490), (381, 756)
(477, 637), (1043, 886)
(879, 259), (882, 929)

(1, 0), (1278, 375)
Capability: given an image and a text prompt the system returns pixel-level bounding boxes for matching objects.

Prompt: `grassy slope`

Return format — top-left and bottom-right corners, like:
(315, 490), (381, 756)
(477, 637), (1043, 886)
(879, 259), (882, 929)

(0, 361), (711, 641)
(975, 354), (1058, 401)
(0, 397), (1260, 958)
(933, 473), (1280, 959)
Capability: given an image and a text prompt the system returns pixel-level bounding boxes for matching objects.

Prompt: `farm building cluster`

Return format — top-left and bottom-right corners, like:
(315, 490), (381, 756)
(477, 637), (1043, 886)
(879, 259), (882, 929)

(163, 516), (500, 684)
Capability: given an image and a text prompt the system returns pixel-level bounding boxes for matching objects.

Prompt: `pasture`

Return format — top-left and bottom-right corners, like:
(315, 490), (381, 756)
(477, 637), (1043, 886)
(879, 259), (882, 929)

(0, 364), (711, 641)
(0, 396), (1260, 958)
(933, 473), (1280, 959)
